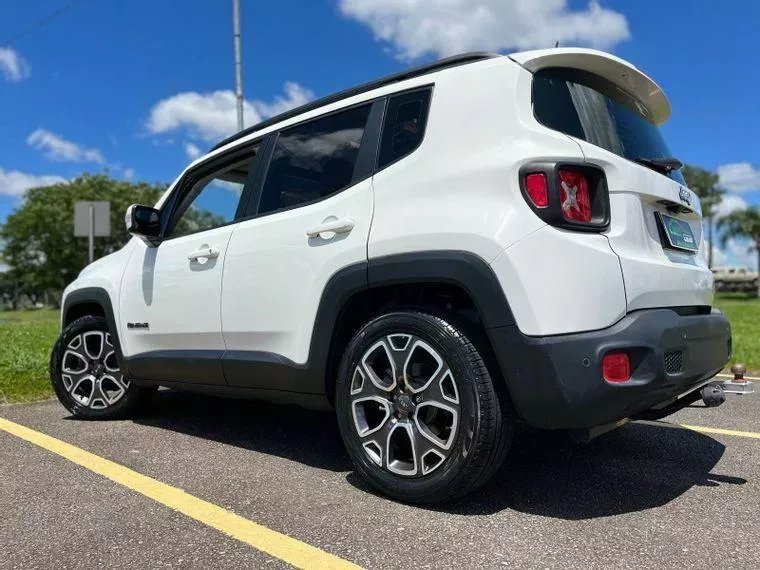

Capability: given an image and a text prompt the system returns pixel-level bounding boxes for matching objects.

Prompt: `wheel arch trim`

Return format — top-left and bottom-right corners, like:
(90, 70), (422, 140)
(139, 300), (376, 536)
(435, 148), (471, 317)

(315, 250), (516, 397)
(61, 287), (125, 368)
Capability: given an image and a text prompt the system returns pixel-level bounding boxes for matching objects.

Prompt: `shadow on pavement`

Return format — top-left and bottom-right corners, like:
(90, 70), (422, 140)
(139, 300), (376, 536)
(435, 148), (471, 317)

(134, 389), (352, 472)
(136, 390), (744, 520)
(422, 422), (743, 518)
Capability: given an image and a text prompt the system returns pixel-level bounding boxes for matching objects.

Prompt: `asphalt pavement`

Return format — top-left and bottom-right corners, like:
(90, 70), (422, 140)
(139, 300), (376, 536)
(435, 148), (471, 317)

(1, 388), (759, 569)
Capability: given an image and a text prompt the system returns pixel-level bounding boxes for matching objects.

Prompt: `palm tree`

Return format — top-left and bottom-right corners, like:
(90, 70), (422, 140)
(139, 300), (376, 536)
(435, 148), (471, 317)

(682, 165), (725, 268)
(718, 208), (760, 296)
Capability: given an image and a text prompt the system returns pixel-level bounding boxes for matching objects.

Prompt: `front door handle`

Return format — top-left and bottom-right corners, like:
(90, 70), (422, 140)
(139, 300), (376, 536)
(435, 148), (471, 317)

(187, 246), (220, 261)
(306, 218), (355, 238)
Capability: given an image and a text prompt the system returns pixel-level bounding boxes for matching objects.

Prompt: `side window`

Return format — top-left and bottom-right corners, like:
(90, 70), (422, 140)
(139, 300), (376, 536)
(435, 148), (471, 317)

(167, 148), (258, 239)
(378, 88), (432, 169)
(257, 104), (372, 215)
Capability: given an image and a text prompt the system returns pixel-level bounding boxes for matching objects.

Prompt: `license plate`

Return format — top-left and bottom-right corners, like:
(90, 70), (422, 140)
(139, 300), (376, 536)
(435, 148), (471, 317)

(656, 212), (698, 252)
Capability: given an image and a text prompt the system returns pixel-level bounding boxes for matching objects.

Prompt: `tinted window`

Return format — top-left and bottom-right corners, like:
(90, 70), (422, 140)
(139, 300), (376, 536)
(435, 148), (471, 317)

(167, 150), (258, 238)
(378, 88), (431, 169)
(533, 68), (685, 184)
(257, 104), (372, 215)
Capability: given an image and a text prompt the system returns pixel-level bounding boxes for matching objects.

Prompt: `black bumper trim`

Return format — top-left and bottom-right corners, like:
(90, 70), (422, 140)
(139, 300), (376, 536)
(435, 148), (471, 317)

(490, 308), (731, 430)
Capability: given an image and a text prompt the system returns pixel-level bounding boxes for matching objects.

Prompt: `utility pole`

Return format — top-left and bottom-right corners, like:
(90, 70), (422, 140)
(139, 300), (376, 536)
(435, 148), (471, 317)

(233, 0), (244, 131)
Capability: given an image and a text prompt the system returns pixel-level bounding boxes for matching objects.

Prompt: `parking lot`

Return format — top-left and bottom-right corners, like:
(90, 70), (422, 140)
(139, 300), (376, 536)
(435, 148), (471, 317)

(2, 387), (759, 570)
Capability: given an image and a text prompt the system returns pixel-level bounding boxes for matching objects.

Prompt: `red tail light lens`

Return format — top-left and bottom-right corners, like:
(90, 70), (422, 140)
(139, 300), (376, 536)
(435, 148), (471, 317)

(525, 173), (548, 208)
(602, 353), (631, 383)
(558, 169), (591, 223)
(519, 163), (609, 231)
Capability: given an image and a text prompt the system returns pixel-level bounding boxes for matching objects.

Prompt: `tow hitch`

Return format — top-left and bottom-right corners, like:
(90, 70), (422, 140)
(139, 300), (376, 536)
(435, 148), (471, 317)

(578, 365), (755, 441)
(700, 382), (726, 407)
(720, 364), (756, 396)
(630, 364), (754, 425)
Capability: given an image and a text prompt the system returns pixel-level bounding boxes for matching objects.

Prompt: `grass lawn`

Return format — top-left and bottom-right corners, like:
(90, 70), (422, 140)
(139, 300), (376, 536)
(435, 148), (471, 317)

(0, 294), (758, 404)
(713, 293), (760, 374)
(0, 309), (59, 404)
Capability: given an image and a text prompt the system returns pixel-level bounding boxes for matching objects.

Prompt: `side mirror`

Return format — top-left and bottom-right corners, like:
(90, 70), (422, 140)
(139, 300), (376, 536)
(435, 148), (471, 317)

(125, 204), (161, 246)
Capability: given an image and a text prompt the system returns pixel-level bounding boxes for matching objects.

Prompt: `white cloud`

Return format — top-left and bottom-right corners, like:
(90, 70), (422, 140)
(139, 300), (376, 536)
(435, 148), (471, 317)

(146, 82), (315, 141)
(714, 193), (748, 219)
(717, 162), (760, 192)
(712, 238), (758, 271)
(185, 142), (202, 160)
(0, 168), (66, 198)
(0, 47), (30, 82)
(122, 168), (135, 181)
(338, 0), (630, 60)
(251, 82), (315, 119)
(703, 241), (725, 267)
(27, 129), (105, 164)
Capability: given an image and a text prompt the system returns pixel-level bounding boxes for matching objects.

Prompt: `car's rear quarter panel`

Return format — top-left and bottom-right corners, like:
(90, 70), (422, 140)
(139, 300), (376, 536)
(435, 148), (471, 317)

(368, 58), (583, 263)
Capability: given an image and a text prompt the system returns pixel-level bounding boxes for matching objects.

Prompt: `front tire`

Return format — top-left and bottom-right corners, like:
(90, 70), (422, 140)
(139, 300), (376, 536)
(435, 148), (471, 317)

(50, 315), (156, 419)
(336, 310), (512, 503)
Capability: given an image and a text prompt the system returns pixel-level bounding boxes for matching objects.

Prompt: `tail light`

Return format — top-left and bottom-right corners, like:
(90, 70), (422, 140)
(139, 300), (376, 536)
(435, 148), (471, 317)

(602, 352), (631, 383)
(558, 169), (591, 223)
(525, 173), (548, 208)
(519, 163), (609, 232)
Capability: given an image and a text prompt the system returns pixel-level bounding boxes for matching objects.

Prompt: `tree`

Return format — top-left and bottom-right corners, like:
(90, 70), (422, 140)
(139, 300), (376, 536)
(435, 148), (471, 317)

(682, 165), (725, 268)
(718, 208), (760, 296)
(0, 174), (166, 305)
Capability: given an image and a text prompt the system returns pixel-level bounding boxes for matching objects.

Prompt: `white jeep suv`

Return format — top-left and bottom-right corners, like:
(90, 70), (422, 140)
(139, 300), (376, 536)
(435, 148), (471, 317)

(51, 48), (731, 503)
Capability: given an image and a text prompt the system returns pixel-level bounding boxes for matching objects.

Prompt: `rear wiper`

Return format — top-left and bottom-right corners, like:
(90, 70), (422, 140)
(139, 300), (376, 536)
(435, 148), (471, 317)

(634, 156), (684, 175)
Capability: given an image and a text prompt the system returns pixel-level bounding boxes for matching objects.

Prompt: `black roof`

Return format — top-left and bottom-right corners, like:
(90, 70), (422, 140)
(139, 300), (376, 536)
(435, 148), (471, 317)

(211, 52), (500, 152)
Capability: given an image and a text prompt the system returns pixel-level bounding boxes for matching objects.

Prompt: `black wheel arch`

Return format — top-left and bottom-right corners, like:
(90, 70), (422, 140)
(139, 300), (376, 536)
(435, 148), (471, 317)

(316, 251), (516, 402)
(61, 287), (124, 365)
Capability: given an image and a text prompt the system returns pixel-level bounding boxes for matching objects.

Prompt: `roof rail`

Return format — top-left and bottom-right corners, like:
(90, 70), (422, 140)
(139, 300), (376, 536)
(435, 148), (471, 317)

(210, 51), (500, 152)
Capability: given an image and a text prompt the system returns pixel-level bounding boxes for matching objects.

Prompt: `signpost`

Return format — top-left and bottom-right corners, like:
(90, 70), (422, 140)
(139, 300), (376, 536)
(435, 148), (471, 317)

(74, 201), (110, 264)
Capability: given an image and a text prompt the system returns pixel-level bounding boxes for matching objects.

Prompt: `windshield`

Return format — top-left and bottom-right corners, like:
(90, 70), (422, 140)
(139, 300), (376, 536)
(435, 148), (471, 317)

(532, 67), (685, 184)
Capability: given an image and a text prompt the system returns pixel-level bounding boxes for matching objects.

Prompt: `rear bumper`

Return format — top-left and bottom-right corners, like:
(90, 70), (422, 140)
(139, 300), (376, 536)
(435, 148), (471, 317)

(490, 308), (732, 430)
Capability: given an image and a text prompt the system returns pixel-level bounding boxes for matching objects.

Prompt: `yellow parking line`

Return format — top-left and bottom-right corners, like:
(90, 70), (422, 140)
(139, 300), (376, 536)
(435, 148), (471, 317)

(0, 417), (361, 570)
(716, 373), (760, 381)
(637, 419), (760, 440)
(678, 424), (760, 440)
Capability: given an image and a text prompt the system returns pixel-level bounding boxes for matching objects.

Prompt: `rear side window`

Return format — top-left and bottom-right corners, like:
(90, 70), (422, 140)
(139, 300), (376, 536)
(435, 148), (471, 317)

(378, 88), (431, 169)
(257, 104), (372, 215)
(533, 68), (685, 184)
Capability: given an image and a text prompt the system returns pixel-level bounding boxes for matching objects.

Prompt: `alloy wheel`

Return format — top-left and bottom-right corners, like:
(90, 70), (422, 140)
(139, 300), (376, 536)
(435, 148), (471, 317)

(60, 331), (129, 409)
(350, 334), (460, 477)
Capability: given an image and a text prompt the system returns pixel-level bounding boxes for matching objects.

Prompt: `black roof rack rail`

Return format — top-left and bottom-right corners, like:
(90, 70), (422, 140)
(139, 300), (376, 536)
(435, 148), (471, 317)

(210, 51), (500, 152)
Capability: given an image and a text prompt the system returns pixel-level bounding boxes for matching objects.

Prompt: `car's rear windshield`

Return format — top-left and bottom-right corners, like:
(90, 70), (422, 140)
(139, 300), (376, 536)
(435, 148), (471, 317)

(532, 67), (685, 184)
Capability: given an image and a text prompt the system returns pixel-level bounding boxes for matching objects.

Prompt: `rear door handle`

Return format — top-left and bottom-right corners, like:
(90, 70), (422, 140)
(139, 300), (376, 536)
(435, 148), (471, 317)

(187, 246), (220, 261)
(306, 218), (355, 238)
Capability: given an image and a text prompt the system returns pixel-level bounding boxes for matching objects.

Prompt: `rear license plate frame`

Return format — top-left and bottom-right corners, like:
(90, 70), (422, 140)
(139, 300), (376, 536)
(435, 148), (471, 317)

(655, 212), (699, 253)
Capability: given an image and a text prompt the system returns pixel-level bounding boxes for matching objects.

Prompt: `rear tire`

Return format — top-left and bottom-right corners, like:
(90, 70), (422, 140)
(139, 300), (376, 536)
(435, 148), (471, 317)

(50, 316), (157, 420)
(335, 310), (512, 503)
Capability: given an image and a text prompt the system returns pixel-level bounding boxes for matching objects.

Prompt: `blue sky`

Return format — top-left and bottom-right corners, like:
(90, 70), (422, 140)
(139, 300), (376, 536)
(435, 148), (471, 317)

(2, 0), (759, 267)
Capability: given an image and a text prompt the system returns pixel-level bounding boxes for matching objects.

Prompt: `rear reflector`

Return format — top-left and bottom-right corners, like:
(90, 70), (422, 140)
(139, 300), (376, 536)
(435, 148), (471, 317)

(558, 169), (591, 223)
(602, 353), (631, 383)
(525, 173), (548, 208)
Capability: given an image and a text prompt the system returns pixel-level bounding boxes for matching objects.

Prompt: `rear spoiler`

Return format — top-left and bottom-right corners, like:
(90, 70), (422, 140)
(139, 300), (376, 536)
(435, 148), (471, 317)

(508, 48), (671, 125)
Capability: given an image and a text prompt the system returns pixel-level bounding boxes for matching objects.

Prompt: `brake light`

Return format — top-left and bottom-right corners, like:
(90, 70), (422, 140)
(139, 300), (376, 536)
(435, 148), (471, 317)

(519, 162), (609, 231)
(558, 169), (591, 223)
(602, 353), (631, 383)
(525, 173), (548, 208)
